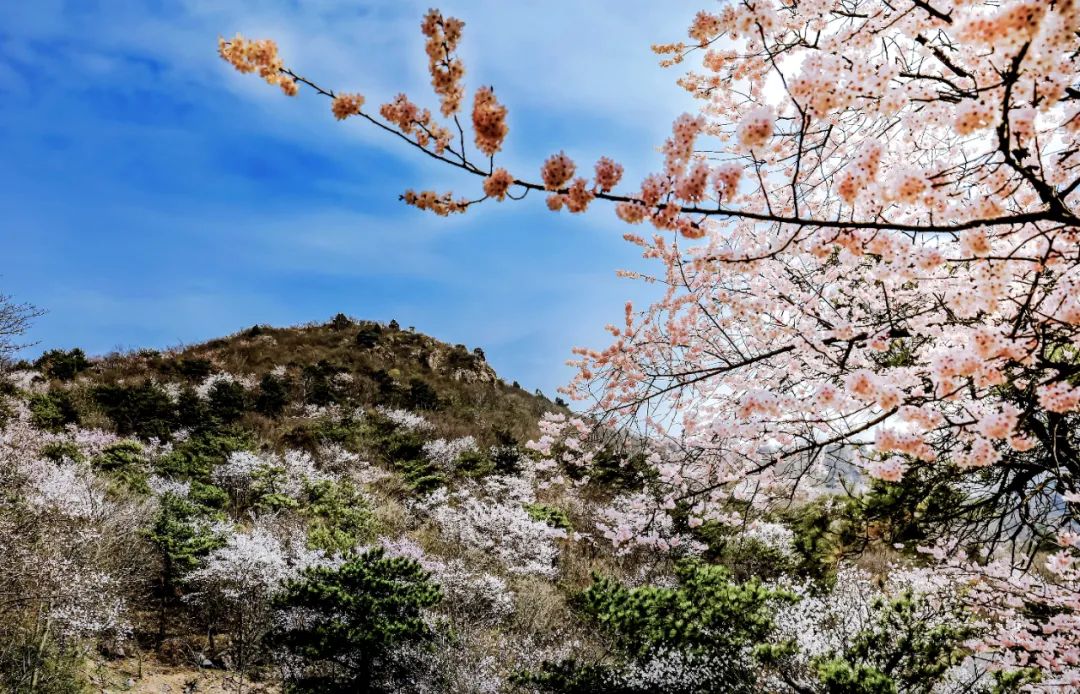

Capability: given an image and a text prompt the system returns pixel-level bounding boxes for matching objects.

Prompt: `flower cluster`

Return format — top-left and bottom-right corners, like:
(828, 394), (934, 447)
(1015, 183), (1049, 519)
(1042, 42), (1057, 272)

(331, 92), (365, 120)
(379, 93), (453, 153)
(593, 157), (623, 192)
(1038, 381), (1080, 414)
(218, 35), (296, 96)
(735, 106), (773, 150)
(402, 189), (470, 216)
(376, 406), (434, 432)
(421, 9), (466, 116)
(482, 168), (514, 200)
(471, 87), (508, 156)
(541, 151), (576, 190)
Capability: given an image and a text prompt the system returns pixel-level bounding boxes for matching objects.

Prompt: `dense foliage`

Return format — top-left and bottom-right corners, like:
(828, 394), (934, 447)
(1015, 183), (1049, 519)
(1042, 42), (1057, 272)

(271, 549), (441, 692)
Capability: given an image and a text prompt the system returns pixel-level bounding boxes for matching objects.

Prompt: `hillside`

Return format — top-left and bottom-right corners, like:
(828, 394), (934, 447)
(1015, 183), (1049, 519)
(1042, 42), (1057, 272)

(15, 315), (562, 445)
(0, 316), (1007, 694)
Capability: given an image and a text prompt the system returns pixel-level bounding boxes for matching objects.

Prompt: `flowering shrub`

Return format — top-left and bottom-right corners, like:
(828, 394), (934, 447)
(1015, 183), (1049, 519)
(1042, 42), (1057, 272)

(0, 409), (147, 690)
(378, 536), (515, 625)
(422, 435), (477, 470)
(376, 406), (433, 433)
(417, 479), (565, 577)
(194, 372), (256, 400)
(213, 448), (329, 510)
(186, 521), (323, 676)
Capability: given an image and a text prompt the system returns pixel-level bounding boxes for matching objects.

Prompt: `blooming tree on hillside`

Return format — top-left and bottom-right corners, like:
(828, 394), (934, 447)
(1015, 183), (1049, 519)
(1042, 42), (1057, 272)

(219, 1), (1080, 687)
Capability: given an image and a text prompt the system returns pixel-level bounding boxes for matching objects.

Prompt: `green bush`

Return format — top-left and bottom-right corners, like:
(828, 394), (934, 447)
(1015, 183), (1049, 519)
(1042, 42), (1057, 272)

(155, 429), (250, 481)
(526, 503), (572, 531)
(270, 548), (441, 692)
(92, 440), (150, 493)
(358, 413), (439, 488)
(489, 428), (523, 474)
(303, 479), (376, 554)
(93, 439), (144, 471)
(583, 447), (652, 492)
(176, 386), (208, 431)
(255, 373), (290, 417)
(489, 445), (521, 474)
(361, 411), (428, 464)
(811, 660), (898, 694)
(34, 348), (91, 381)
(455, 448), (494, 477)
(285, 412), (366, 452)
(248, 464), (300, 511)
(382, 429), (427, 462)
(92, 382), (176, 440)
(28, 391), (81, 431)
(147, 491), (226, 642)
(394, 458), (445, 492)
(853, 470), (969, 547)
(690, 521), (796, 583)
(355, 323), (382, 348)
(780, 497), (861, 581)
(39, 440), (84, 463)
(525, 561), (795, 693)
(207, 380), (249, 424)
(189, 480), (230, 510)
(582, 560), (794, 659)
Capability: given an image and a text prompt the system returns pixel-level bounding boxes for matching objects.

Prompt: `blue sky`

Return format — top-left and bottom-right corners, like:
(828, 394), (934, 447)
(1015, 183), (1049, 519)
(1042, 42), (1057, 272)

(0, 1), (697, 394)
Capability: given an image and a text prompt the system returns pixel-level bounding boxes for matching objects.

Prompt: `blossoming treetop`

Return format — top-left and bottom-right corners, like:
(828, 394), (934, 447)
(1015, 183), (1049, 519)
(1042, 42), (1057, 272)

(219, 2), (1080, 686)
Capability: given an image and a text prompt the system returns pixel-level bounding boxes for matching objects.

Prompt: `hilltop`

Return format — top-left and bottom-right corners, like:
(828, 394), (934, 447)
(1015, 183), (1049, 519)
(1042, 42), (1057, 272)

(15, 315), (563, 448)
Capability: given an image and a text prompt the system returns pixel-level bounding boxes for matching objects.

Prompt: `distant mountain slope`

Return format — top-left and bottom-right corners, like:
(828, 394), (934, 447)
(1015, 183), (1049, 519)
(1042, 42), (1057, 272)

(17, 314), (565, 449)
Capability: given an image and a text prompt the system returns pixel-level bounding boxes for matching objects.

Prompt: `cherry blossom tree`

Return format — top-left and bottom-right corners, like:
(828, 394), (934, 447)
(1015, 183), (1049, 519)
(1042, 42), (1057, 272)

(218, 1), (1080, 687)
(0, 412), (149, 689)
(186, 521), (319, 686)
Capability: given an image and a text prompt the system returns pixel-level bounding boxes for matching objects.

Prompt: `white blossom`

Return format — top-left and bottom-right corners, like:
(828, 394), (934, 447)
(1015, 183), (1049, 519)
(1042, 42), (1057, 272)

(420, 485), (562, 576)
(422, 436), (477, 469)
(377, 406), (433, 432)
(195, 372), (256, 399)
